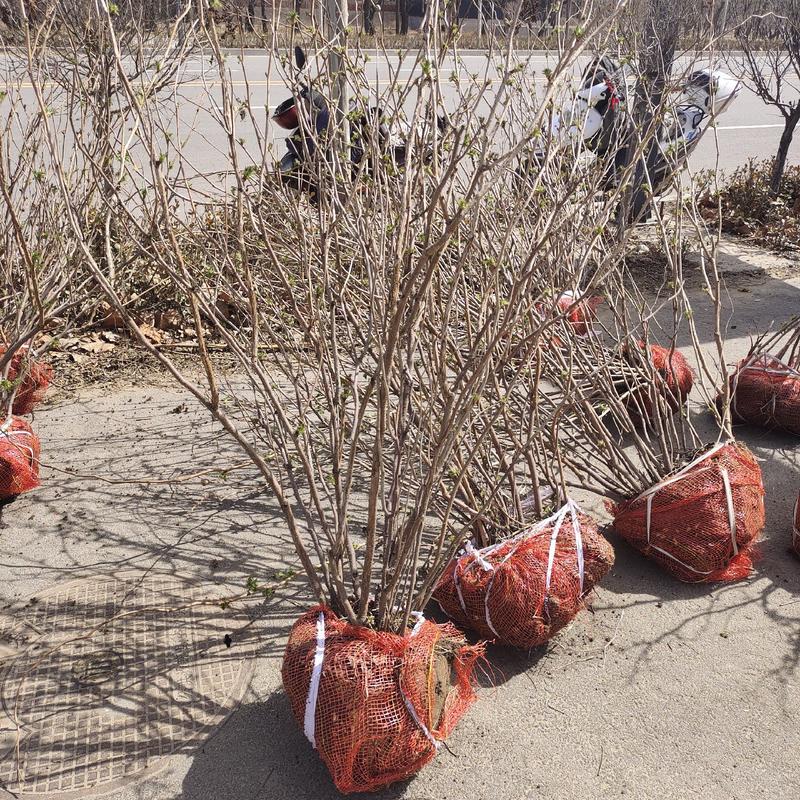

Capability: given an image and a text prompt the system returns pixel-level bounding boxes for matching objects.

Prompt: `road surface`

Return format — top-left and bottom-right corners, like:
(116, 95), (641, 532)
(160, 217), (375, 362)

(1, 49), (796, 193)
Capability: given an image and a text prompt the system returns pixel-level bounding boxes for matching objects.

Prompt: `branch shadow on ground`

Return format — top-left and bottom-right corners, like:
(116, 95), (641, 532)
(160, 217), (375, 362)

(594, 417), (800, 697)
(178, 690), (443, 800)
(0, 574), (303, 798)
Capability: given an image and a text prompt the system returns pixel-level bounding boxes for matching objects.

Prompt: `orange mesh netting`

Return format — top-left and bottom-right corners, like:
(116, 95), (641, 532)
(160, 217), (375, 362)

(0, 347), (53, 415)
(611, 441), (764, 583)
(627, 342), (694, 416)
(793, 492), (800, 559)
(282, 606), (483, 794)
(725, 353), (800, 435)
(0, 417), (41, 499)
(433, 502), (614, 648)
(556, 293), (604, 336)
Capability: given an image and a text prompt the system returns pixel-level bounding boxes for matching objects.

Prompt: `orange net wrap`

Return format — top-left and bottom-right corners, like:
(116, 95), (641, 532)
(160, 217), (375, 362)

(725, 354), (800, 435)
(556, 293), (604, 335)
(433, 503), (614, 648)
(0, 347), (53, 415)
(612, 441), (764, 583)
(620, 343), (694, 421)
(0, 417), (41, 499)
(282, 606), (482, 794)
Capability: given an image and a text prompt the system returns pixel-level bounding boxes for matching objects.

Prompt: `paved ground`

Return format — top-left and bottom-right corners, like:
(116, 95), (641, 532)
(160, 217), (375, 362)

(0, 237), (798, 799)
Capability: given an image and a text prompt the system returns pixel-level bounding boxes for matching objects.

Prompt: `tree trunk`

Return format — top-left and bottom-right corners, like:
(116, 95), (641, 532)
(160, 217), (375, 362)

(261, 0), (268, 33)
(619, 1), (679, 228)
(770, 109), (800, 197)
(364, 0), (377, 33)
(246, 0), (256, 31)
(327, 0), (349, 161)
(399, 0), (408, 33)
(714, 0), (730, 37)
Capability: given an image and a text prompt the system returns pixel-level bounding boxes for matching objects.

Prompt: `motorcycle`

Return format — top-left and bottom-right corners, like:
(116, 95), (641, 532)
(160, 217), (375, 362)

(645, 69), (741, 196)
(517, 57), (740, 221)
(272, 47), (434, 200)
(516, 56), (628, 185)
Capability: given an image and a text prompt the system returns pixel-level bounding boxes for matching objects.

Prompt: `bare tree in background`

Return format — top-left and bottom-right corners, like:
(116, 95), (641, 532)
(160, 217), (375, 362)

(731, 2), (800, 196)
(614, 0), (716, 225)
(363, 0), (379, 33)
(614, 0), (683, 225)
(18, 0), (195, 292)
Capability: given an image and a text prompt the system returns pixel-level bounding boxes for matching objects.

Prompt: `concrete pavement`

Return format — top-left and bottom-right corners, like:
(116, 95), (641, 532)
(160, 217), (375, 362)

(0, 237), (798, 799)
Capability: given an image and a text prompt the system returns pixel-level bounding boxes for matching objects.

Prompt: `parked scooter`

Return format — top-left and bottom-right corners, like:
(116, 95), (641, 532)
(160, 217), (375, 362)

(272, 47), (434, 199)
(645, 69), (741, 195)
(516, 56), (628, 184)
(552, 55), (629, 159)
(517, 58), (740, 221)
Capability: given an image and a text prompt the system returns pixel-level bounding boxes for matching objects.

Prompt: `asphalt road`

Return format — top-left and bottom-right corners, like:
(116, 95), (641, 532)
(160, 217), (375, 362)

(168, 49), (799, 185)
(1, 49), (796, 194)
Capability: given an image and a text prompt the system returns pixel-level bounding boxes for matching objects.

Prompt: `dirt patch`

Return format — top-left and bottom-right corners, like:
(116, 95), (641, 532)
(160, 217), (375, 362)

(624, 240), (706, 293)
(44, 340), (243, 406)
(46, 343), (175, 404)
(624, 231), (795, 295)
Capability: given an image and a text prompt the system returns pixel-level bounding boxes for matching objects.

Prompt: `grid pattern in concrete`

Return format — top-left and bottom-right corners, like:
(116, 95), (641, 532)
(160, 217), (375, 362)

(0, 572), (255, 798)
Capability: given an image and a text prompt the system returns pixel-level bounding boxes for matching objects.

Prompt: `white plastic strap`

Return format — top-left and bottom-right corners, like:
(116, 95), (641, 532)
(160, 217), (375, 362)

(481, 577), (502, 639)
(720, 468), (738, 555)
(638, 442), (736, 576)
(463, 541), (494, 572)
(0, 425), (35, 463)
(732, 352), (800, 419)
(303, 611), (326, 749)
(645, 494), (654, 546)
(544, 505), (570, 593)
(569, 501), (585, 595)
(542, 502), (588, 620)
(400, 613), (440, 750)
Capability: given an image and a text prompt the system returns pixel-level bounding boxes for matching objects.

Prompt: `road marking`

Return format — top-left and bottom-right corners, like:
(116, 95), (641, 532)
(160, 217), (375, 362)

(1, 79), (402, 90)
(716, 123), (784, 130)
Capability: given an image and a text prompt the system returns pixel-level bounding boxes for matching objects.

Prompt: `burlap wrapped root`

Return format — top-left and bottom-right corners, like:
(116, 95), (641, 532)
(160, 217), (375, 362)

(0, 417), (41, 499)
(433, 502), (614, 648)
(0, 347), (52, 415)
(723, 353), (800, 435)
(619, 343), (694, 421)
(282, 606), (483, 794)
(611, 441), (764, 582)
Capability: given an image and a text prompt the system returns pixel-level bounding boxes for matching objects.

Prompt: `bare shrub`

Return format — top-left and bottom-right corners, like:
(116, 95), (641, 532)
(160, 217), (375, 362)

(8, 0), (737, 624)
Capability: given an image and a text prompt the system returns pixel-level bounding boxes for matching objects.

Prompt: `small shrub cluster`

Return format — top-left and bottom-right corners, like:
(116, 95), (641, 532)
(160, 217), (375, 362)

(700, 159), (800, 253)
